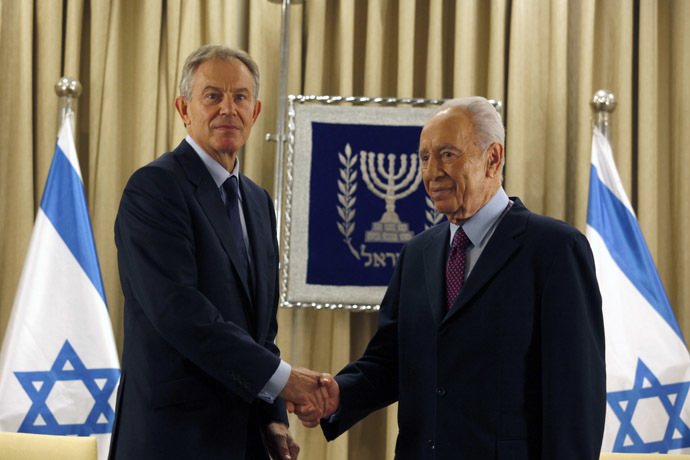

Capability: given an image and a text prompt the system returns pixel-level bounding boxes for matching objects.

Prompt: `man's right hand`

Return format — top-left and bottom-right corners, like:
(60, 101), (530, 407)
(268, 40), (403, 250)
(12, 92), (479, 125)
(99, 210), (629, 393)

(288, 373), (340, 428)
(279, 367), (327, 422)
(318, 374), (339, 419)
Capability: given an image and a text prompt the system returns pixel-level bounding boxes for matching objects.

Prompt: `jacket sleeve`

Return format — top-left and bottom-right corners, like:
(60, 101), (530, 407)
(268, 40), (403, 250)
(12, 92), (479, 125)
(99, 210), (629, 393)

(257, 187), (289, 426)
(115, 165), (282, 403)
(540, 231), (606, 459)
(321, 246), (405, 440)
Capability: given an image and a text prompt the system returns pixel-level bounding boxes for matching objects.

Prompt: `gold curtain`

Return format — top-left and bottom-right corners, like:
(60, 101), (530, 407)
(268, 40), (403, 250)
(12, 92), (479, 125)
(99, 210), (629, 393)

(1, 1), (689, 459)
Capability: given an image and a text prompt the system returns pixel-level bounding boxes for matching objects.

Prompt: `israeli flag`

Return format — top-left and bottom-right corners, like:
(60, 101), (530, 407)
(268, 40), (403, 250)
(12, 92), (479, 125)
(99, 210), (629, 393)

(0, 117), (120, 460)
(587, 127), (690, 453)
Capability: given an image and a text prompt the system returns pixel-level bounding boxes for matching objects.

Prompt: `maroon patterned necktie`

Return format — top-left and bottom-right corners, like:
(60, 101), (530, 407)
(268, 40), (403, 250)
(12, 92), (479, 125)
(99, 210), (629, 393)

(445, 227), (471, 310)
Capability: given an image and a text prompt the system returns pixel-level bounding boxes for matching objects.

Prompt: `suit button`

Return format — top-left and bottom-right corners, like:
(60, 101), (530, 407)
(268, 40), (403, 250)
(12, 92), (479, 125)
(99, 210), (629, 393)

(428, 440), (436, 450)
(436, 387), (447, 397)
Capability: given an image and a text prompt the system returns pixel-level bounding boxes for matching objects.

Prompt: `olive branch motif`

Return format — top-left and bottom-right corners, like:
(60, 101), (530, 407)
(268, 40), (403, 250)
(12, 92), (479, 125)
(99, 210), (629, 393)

(425, 196), (444, 229)
(337, 143), (360, 259)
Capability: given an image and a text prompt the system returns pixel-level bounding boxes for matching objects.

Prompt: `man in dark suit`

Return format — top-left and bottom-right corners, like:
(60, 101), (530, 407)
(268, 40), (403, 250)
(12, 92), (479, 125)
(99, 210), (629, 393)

(109, 44), (327, 460)
(308, 97), (606, 459)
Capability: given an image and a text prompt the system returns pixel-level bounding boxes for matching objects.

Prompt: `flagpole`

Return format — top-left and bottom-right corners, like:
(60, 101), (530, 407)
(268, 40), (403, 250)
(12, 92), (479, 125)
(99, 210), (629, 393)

(590, 89), (616, 142)
(266, 0), (303, 247)
(586, 88), (690, 453)
(55, 77), (82, 134)
(0, 76), (120, 460)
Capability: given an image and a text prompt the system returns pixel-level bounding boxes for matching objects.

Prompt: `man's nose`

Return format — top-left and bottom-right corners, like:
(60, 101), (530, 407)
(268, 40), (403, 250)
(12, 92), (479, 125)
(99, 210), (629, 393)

(425, 154), (444, 179)
(219, 97), (238, 116)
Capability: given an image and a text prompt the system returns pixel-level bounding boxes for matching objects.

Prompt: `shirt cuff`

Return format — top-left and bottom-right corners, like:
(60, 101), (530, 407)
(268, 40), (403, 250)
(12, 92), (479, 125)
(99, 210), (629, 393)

(327, 405), (341, 423)
(257, 360), (291, 403)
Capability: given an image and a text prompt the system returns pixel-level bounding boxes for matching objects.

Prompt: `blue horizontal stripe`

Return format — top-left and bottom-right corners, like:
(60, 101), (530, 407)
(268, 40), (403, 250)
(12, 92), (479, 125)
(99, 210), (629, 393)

(40, 143), (107, 305)
(587, 164), (681, 340)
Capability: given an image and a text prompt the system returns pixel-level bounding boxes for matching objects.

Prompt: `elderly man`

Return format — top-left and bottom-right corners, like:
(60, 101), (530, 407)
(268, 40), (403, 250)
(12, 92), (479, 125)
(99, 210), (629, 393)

(109, 44), (327, 460)
(312, 97), (606, 459)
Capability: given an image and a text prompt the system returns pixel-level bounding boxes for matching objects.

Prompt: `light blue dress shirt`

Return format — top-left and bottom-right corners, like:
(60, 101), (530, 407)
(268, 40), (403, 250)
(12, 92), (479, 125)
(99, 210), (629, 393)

(187, 135), (291, 403)
(448, 187), (512, 281)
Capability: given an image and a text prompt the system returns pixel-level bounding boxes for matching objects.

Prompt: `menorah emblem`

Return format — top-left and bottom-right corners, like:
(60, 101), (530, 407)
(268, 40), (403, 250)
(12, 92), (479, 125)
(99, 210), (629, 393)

(360, 150), (423, 243)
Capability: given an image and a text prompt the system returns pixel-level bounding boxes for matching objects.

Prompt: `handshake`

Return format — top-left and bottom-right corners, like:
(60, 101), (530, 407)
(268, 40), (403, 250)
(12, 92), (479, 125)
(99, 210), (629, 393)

(278, 367), (340, 428)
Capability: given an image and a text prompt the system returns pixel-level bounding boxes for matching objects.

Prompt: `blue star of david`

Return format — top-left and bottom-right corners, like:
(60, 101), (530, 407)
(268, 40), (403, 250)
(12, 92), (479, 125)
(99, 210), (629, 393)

(608, 358), (690, 453)
(13, 340), (120, 436)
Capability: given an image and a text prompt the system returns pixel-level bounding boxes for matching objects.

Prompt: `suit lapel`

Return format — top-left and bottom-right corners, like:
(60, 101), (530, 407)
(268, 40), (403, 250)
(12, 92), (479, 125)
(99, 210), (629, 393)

(424, 222), (450, 327)
(443, 198), (529, 324)
(175, 143), (253, 303)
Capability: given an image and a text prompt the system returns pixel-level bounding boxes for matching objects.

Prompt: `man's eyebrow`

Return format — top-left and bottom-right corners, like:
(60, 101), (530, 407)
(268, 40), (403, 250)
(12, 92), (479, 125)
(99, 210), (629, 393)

(201, 85), (251, 94)
(419, 143), (458, 155)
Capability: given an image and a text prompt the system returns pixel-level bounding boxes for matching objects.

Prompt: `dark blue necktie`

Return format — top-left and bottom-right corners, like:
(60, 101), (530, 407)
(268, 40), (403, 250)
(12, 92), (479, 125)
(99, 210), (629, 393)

(222, 176), (249, 276)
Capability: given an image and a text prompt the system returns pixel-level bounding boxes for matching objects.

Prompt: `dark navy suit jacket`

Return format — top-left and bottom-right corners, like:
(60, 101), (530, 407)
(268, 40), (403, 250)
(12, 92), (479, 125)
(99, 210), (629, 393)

(322, 198), (606, 460)
(109, 140), (286, 459)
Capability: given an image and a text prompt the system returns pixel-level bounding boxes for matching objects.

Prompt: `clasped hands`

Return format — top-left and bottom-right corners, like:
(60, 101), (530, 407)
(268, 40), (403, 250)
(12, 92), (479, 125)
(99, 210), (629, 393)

(278, 367), (340, 428)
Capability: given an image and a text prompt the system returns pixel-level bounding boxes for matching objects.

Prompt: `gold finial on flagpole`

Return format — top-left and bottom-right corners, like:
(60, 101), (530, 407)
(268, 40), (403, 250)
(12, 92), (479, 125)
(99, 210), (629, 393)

(590, 90), (616, 142)
(55, 77), (82, 134)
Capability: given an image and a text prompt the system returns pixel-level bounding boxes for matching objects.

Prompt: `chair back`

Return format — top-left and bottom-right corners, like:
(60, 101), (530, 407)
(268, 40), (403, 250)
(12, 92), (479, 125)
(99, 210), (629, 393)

(601, 454), (690, 460)
(0, 432), (98, 460)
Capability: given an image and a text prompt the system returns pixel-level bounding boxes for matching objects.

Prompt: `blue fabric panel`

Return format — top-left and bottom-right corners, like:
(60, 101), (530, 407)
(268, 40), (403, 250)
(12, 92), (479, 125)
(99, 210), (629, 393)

(40, 144), (107, 305)
(587, 164), (680, 339)
(306, 122), (434, 286)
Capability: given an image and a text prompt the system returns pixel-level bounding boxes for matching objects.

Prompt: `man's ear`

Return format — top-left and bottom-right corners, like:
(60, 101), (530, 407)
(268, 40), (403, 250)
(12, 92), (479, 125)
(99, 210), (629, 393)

(252, 100), (262, 123)
(174, 96), (191, 127)
(485, 142), (504, 178)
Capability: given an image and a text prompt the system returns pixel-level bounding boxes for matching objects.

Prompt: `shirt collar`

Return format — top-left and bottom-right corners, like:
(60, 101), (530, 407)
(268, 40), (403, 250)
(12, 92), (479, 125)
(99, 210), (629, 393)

(449, 186), (510, 246)
(186, 135), (240, 189)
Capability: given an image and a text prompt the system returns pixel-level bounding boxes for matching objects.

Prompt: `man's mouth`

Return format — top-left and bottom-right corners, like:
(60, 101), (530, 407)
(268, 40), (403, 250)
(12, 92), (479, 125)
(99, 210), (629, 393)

(214, 124), (240, 131)
(429, 185), (454, 198)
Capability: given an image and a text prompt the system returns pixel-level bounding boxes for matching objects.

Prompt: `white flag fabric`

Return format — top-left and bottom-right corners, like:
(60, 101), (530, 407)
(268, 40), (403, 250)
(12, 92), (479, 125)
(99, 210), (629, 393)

(587, 127), (690, 453)
(0, 118), (120, 460)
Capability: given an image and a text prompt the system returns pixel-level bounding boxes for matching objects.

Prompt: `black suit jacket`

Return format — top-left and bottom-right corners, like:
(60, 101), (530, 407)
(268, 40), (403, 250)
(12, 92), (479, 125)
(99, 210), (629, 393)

(322, 198), (606, 460)
(109, 140), (286, 459)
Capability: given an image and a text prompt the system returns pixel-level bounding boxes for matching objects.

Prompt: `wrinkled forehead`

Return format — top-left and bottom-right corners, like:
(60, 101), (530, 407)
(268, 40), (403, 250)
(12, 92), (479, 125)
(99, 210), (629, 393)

(193, 58), (254, 90)
(419, 107), (475, 151)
